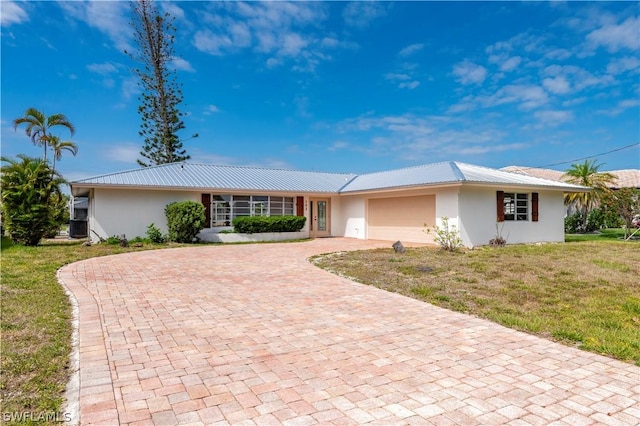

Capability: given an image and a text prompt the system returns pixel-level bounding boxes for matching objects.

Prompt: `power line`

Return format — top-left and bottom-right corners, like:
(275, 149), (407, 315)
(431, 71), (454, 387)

(531, 142), (639, 169)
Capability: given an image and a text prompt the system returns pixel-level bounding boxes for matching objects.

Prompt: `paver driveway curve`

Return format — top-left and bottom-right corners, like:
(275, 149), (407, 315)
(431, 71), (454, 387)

(58, 238), (639, 425)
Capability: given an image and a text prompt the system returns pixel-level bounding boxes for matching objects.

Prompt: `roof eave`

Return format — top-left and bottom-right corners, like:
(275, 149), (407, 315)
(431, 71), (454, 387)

(69, 182), (340, 196)
(339, 181), (464, 195)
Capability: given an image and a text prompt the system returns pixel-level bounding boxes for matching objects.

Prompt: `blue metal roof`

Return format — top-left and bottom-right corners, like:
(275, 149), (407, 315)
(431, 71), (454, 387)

(71, 161), (587, 194)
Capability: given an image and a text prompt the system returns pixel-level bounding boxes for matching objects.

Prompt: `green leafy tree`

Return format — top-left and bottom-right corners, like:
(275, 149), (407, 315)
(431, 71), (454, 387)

(601, 188), (640, 239)
(563, 159), (615, 216)
(45, 135), (78, 175)
(1, 155), (65, 245)
(127, 0), (190, 166)
(13, 107), (75, 163)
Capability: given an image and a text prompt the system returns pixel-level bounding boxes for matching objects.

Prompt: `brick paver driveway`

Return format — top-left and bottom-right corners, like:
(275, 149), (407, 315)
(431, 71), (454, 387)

(58, 238), (639, 425)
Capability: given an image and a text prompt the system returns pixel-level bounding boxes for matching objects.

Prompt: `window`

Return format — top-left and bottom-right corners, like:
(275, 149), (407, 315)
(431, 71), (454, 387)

(207, 194), (299, 226)
(212, 195), (231, 226)
(497, 191), (537, 222)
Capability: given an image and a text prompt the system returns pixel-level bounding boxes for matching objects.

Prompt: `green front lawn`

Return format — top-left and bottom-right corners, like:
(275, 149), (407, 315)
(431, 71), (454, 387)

(565, 227), (637, 242)
(313, 239), (640, 366)
(0, 238), (181, 423)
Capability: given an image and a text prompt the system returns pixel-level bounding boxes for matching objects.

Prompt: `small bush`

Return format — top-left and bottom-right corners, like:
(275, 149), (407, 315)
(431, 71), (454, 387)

(232, 215), (306, 234)
(105, 235), (121, 245)
(165, 201), (206, 243)
(565, 212), (586, 233)
(146, 223), (165, 243)
(425, 217), (463, 252)
(489, 223), (507, 247)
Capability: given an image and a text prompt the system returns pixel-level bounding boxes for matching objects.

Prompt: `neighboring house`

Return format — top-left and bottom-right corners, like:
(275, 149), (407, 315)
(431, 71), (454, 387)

(501, 166), (640, 189)
(70, 161), (586, 248)
(502, 165), (640, 215)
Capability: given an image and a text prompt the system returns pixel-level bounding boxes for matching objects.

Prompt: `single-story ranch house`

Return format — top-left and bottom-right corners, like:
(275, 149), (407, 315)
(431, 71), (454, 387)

(69, 161), (587, 248)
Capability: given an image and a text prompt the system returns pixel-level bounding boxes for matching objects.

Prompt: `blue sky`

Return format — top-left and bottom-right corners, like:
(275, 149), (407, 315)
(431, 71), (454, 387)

(2, 1), (639, 183)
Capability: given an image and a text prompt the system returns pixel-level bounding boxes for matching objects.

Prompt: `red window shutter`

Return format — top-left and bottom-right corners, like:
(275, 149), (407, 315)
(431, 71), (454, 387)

(532, 192), (539, 222)
(201, 194), (211, 226)
(296, 196), (304, 216)
(497, 191), (505, 222)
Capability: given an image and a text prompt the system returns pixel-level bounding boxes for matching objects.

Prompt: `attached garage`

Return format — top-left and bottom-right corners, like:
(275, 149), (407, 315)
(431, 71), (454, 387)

(367, 195), (436, 243)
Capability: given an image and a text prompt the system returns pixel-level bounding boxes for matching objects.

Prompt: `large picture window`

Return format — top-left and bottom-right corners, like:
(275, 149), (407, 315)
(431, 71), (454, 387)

(208, 194), (296, 226)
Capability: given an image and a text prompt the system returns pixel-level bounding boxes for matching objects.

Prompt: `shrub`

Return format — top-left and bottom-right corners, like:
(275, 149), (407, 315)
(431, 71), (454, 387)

(146, 223), (165, 243)
(232, 215), (306, 234)
(489, 223), (507, 247)
(564, 212), (586, 233)
(165, 201), (205, 243)
(105, 235), (122, 245)
(425, 216), (463, 252)
(1, 155), (64, 246)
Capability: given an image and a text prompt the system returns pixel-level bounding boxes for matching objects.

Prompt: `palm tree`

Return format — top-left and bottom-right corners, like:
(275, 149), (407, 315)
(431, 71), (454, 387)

(45, 135), (78, 174)
(13, 107), (75, 163)
(1, 155), (65, 245)
(563, 159), (616, 216)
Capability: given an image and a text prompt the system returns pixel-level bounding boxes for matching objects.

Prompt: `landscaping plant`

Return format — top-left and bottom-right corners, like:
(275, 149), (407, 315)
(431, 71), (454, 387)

(425, 216), (463, 251)
(165, 200), (205, 243)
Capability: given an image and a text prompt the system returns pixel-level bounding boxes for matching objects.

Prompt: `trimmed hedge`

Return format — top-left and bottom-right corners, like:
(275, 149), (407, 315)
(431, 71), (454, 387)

(165, 201), (206, 243)
(232, 215), (306, 234)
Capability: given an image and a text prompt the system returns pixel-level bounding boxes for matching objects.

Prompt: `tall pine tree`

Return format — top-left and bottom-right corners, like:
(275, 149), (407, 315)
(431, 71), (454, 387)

(128, 0), (190, 166)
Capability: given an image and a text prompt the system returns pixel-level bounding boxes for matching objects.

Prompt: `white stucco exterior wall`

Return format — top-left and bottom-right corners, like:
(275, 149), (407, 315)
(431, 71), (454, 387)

(89, 188), (198, 242)
(334, 195), (366, 239)
(458, 186), (566, 247)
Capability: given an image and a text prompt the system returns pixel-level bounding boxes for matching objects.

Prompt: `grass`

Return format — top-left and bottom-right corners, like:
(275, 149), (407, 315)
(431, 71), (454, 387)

(564, 227), (631, 242)
(312, 239), (640, 366)
(0, 237), (185, 424)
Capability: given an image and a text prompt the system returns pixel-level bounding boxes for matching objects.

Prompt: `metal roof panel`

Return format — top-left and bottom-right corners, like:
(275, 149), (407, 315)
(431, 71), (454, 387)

(72, 161), (586, 194)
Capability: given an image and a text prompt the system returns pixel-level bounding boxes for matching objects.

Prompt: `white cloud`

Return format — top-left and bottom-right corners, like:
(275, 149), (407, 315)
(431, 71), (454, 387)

(542, 76), (571, 94)
(606, 56), (640, 75)
(456, 143), (528, 155)
(160, 2), (185, 21)
(544, 48), (572, 60)
(533, 110), (574, 127)
(452, 60), (487, 85)
(193, 2), (342, 73)
(385, 72), (420, 90)
(87, 62), (120, 76)
(597, 99), (640, 116)
(385, 73), (410, 81)
(204, 105), (220, 115)
(488, 53), (521, 73)
(342, 2), (388, 28)
(170, 57), (195, 73)
(486, 85), (550, 110)
(59, 1), (132, 52)
(587, 16), (640, 52)
(398, 43), (424, 57)
(121, 77), (140, 100)
(335, 113), (526, 162)
(562, 97), (587, 107)
(1, 1), (29, 26)
(103, 144), (140, 164)
(542, 65), (614, 93)
(500, 56), (522, 72)
(328, 141), (348, 151)
(193, 31), (233, 56)
(399, 81), (420, 90)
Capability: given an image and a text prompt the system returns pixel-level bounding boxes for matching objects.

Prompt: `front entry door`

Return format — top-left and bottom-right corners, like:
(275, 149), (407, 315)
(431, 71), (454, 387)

(309, 198), (331, 237)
